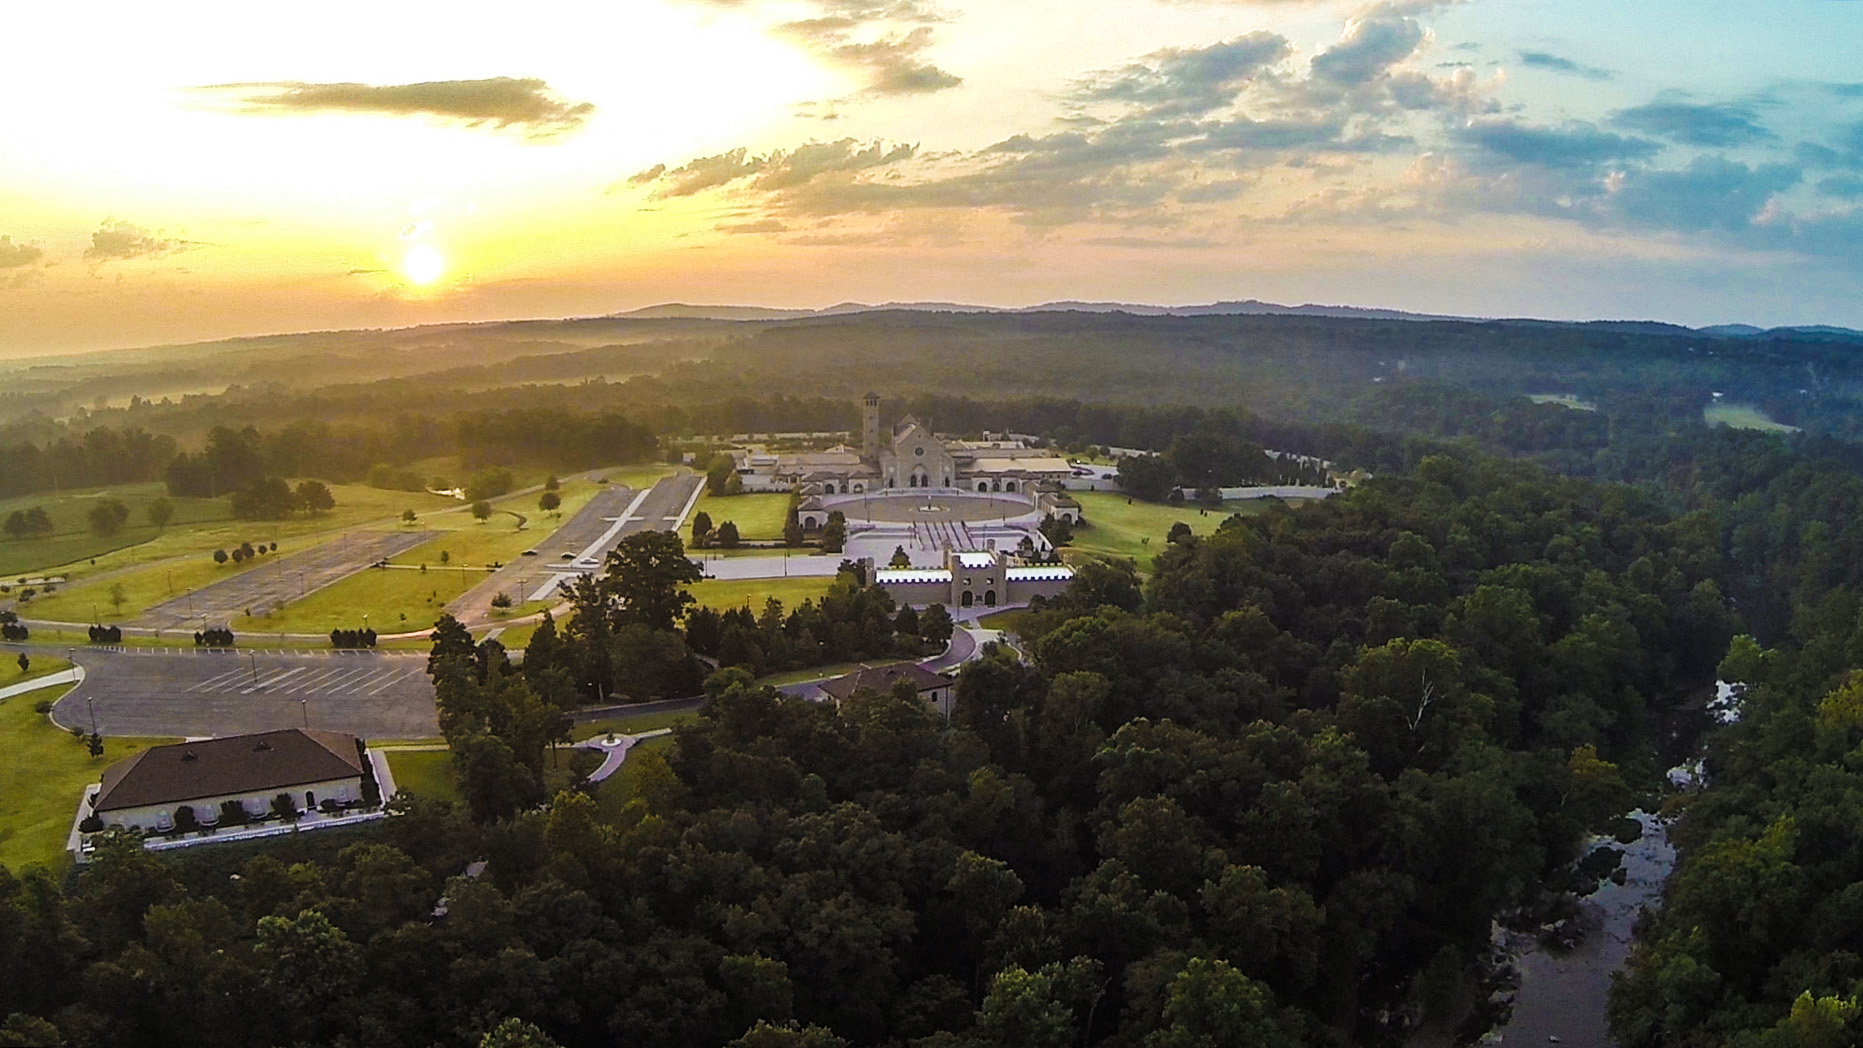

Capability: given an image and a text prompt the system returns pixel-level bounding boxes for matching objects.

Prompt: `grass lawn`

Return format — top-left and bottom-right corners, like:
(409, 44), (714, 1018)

(385, 750), (458, 804)
(756, 661), (869, 687)
(597, 464), (679, 491)
(574, 710), (696, 740)
(689, 576), (835, 612)
(237, 565), (482, 635)
(1704, 402), (1800, 433)
(11, 482), (462, 582)
(0, 667), (173, 871)
(391, 478), (609, 568)
(0, 483), (233, 578)
(22, 543), (281, 624)
(976, 609), (1030, 633)
(1068, 492), (1298, 567)
(693, 492), (792, 542)
(595, 735), (675, 821)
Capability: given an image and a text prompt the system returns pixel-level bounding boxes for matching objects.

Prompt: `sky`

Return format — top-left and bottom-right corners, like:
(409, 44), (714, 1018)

(1, 0), (1861, 356)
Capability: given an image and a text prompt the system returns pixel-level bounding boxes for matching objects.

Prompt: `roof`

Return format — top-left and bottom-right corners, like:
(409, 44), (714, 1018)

(956, 551), (997, 569)
(876, 569), (952, 584)
(967, 456), (1073, 474)
(96, 729), (364, 813)
(1007, 566), (1075, 582)
(820, 662), (951, 701)
(778, 451), (865, 468)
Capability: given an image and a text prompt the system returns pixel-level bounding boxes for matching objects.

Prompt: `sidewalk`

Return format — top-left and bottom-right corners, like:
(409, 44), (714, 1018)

(0, 665), (83, 702)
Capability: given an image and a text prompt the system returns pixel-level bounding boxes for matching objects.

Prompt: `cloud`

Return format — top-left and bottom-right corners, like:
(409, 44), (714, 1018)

(0, 236), (42, 270)
(1076, 33), (1291, 116)
(1516, 50), (1612, 80)
(1612, 102), (1772, 147)
(85, 220), (189, 262)
(1819, 175), (1863, 199)
(1455, 120), (1660, 169)
(1607, 156), (1801, 233)
(780, 20), (960, 95)
(717, 218), (790, 234)
(1311, 4), (1429, 85)
(636, 138), (919, 200)
(203, 77), (593, 137)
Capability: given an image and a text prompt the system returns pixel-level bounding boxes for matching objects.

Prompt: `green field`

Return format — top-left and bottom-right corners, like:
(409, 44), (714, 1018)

(21, 543), (281, 624)
(2, 481), (461, 583)
(391, 478), (609, 569)
(693, 492), (792, 541)
(237, 565), (483, 635)
(689, 575), (835, 612)
(1704, 402), (1800, 433)
(384, 750), (458, 804)
(0, 484), (234, 578)
(1068, 492), (1306, 567)
(596, 464), (679, 491)
(0, 668), (173, 871)
(574, 710), (695, 740)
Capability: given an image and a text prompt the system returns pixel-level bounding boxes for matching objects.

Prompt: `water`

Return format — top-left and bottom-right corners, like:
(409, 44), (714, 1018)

(1487, 811), (1676, 1045)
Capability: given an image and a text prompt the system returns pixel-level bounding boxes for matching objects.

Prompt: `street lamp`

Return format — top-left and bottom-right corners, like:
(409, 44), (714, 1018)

(247, 651), (258, 685)
(300, 698), (309, 728)
(86, 696), (97, 735)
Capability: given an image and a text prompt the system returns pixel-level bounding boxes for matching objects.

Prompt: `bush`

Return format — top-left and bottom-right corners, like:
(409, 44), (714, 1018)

(87, 624), (123, 643)
(271, 793), (300, 821)
(218, 800), (251, 827)
(174, 805), (198, 833)
(79, 814), (104, 834)
(196, 627), (236, 647)
(329, 628), (378, 649)
(490, 593), (513, 609)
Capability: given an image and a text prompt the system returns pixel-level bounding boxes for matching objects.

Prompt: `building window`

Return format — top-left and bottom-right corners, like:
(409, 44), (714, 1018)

(915, 446), (924, 457)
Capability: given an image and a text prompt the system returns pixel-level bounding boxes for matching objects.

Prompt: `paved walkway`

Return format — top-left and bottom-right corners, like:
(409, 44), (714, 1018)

(693, 554), (845, 580)
(0, 665), (83, 702)
(573, 727), (673, 783)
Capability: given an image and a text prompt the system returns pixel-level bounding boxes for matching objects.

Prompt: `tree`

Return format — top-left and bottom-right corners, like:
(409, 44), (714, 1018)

(402, 508), (418, 525)
(717, 521), (741, 549)
(539, 491), (561, 514)
(295, 480), (335, 514)
(890, 545), (912, 567)
(594, 530), (704, 631)
(1118, 454), (1178, 501)
(693, 510), (714, 548)
(141, 496), (174, 530)
(822, 518), (847, 553)
(1040, 513), (1073, 547)
(213, 548), (229, 565)
(87, 498), (130, 536)
(2, 510), (24, 539)
(231, 476), (300, 519)
(707, 457), (736, 495)
(472, 499), (493, 522)
(23, 506), (51, 536)
(15, 652), (27, 673)
(109, 581), (126, 615)
(480, 1017), (563, 1048)
(544, 474), (561, 492)
(920, 603), (955, 645)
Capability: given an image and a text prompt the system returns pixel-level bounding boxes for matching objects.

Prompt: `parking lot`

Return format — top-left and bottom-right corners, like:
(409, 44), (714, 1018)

(136, 530), (434, 631)
(45, 646), (439, 739)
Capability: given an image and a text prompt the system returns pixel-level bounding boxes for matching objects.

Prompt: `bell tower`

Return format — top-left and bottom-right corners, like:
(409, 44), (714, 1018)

(862, 392), (881, 462)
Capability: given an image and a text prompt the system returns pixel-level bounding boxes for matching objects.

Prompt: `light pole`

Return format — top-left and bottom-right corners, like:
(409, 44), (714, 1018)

(300, 698), (308, 728)
(247, 651), (258, 685)
(86, 696), (97, 735)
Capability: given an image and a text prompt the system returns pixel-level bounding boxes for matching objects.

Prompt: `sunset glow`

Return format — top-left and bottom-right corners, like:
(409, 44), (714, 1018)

(0, 0), (1859, 355)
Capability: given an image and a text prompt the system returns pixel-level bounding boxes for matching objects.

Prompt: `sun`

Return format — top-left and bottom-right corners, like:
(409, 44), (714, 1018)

(402, 244), (445, 286)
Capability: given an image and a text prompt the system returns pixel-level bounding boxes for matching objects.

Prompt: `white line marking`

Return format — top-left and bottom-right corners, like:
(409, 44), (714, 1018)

(185, 669), (247, 692)
(573, 488), (654, 564)
(343, 667), (400, 693)
(240, 667), (308, 694)
(366, 669), (413, 695)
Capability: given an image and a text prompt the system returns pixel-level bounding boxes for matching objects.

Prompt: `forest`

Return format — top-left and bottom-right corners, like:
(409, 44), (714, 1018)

(5, 311), (1863, 1045)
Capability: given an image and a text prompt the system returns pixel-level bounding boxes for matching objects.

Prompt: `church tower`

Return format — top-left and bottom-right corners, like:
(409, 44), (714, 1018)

(862, 392), (881, 462)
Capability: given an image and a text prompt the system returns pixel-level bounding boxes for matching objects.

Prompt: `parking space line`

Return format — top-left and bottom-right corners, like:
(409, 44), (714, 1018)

(240, 667), (308, 694)
(366, 669), (414, 695)
(186, 668), (248, 693)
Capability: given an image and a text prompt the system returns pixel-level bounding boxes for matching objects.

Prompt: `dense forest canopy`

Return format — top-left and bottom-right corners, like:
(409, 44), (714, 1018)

(4, 312), (1863, 1045)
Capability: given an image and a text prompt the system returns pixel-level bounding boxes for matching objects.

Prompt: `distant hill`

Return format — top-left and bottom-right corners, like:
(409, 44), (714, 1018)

(612, 298), (1862, 338)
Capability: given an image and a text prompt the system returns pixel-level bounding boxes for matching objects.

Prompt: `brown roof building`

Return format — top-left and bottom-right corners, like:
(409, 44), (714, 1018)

(819, 662), (955, 718)
(95, 728), (365, 814)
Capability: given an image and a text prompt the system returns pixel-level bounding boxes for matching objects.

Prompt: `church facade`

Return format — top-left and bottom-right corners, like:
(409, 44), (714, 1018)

(743, 393), (1075, 496)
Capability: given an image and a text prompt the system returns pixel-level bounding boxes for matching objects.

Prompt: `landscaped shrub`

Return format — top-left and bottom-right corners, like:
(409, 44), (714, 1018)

(271, 793), (300, 821)
(173, 805), (198, 833)
(218, 800), (250, 827)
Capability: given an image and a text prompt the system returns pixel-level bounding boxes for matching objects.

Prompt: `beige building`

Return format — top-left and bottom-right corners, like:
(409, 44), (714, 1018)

(819, 662), (957, 718)
(90, 728), (368, 833)
(869, 549), (1074, 609)
(741, 393), (1075, 497)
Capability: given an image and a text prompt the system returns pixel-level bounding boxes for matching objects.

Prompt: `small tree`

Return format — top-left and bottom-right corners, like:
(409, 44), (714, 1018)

(539, 491), (561, 514)
(402, 508), (418, 525)
(920, 603), (955, 645)
(173, 805), (197, 832)
(146, 497), (175, 530)
(544, 475), (561, 492)
(2, 510), (24, 540)
(88, 732), (105, 759)
(821, 518), (847, 554)
(472, 500), (493, 522)
(440, 550), (451, 564)
(88, 498), (130, 536)
(491, 592), (513, 609)
(716, 521), (741, 549)
(109, 581), (127, 614)
(296, 480), (336, 514)
(692, 510), (714, 548)
(890, 545), (912, 568)
(271, 793), (300, 822)
(15, 652), (27, 673)
(213, 549), (229, 565)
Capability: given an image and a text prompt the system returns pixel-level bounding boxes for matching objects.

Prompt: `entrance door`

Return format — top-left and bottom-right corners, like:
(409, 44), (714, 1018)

(984, 590), (997, 607)
(961, 591), (974, 607)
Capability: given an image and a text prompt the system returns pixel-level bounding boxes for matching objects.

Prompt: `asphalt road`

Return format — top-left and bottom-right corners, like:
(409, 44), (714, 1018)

(136, 530), (434, 630)
(450, 473), (705, 627)
(38, 646), (439, 739)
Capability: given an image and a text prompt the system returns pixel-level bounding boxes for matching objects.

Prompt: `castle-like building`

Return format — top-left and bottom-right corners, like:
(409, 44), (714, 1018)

(738, 393), (1075, 495)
